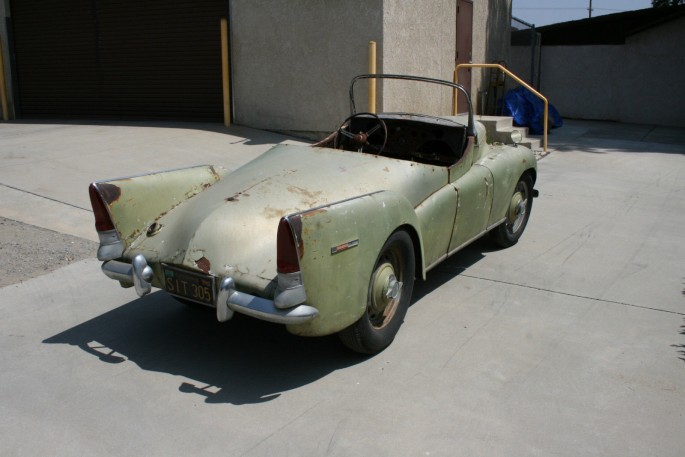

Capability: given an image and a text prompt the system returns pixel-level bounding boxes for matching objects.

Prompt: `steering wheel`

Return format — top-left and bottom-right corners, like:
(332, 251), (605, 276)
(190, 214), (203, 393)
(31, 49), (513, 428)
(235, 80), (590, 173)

(334, 112), (388, 154)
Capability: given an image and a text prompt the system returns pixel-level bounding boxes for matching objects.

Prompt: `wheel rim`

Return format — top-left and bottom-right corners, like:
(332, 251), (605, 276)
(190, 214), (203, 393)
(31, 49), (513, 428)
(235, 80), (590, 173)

(368, 257), (403, 329)
(506, 182), (528, 235)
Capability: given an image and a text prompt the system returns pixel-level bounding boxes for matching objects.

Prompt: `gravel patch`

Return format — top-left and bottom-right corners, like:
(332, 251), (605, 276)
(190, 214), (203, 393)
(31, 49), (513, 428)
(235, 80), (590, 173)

(0, 217), (99, 287)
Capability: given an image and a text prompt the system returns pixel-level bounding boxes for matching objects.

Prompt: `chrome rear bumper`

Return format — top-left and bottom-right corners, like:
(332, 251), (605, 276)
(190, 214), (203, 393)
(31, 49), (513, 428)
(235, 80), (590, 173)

(101, 254), (318, 325)
(216, 277), (318, 324)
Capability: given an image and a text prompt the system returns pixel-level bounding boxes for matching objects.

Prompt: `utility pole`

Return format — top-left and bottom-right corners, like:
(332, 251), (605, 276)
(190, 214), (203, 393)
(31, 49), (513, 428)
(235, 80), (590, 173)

(588, 0), (593, 18)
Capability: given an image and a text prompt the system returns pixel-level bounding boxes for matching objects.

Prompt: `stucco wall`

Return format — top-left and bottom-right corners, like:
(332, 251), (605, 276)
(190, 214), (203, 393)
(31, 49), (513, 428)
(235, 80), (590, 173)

(230, 0), (383, 136)
(618, 16), (685, 127)
(380, 0), (456, 116)
(231, 0), (512, 135)
(511, 15), (685, 127)
(536, 45), (624, 121)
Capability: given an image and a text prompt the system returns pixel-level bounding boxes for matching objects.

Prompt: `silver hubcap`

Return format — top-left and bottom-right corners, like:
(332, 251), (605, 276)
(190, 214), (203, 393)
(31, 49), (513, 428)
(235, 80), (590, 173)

(369, 261), (403, 328)
(506, 184), (528, 234)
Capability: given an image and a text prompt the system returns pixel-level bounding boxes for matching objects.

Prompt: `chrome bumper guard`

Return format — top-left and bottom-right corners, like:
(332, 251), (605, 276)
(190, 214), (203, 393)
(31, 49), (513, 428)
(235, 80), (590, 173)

(101, 255), (318, 326)
(216, 277), (318, 325)
(102, 254), (153, 297)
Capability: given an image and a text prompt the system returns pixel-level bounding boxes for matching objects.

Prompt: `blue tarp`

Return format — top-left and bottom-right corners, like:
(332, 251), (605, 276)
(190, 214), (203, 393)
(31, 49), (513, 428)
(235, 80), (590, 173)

(501, 86), (563, 135)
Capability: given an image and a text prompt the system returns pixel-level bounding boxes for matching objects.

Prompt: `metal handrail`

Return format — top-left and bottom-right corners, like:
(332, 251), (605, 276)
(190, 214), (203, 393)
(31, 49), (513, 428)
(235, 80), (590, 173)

(454, 63), (547, 151)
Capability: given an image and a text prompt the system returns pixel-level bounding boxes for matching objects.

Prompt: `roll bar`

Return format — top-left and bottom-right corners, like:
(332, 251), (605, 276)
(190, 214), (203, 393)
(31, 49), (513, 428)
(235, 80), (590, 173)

(349, 74), (476, 138)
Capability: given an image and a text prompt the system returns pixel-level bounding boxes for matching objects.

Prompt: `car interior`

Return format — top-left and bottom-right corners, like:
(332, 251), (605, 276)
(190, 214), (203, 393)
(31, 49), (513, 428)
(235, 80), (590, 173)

(333, 112), (468, 166)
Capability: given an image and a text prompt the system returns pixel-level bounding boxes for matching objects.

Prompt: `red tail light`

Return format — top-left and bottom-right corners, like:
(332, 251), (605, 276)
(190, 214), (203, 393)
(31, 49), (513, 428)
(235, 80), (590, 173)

(277, 216), (303, 274)
(88, 183), (115, 232)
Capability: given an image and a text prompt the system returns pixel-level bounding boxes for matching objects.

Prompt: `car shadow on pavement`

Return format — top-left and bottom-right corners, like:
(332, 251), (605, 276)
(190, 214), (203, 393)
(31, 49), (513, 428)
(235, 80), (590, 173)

(412, 237), (494, 303)
(43, 292), (363, 405)
(42, 238), (499, 405)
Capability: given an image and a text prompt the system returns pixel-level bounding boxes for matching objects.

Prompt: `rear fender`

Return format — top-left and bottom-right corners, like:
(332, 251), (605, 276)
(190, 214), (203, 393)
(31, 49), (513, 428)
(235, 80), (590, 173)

(91, 165), (227, 252)
(287, 190), (424, 337)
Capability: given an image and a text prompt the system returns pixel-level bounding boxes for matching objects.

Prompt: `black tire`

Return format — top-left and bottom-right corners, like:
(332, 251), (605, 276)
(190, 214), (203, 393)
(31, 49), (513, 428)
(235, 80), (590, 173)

(338, 230), (415, 354)
(490, 174), (534, 248)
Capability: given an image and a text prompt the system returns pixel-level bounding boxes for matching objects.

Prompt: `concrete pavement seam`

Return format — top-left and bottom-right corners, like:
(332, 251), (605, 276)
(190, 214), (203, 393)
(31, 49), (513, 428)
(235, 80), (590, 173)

(441, 269), (685, 316)
(0, 182), (91, 212)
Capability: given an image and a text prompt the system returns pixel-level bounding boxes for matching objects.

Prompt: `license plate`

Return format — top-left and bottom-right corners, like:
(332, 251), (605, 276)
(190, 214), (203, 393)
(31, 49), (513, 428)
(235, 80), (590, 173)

(162, 264), (215, 306)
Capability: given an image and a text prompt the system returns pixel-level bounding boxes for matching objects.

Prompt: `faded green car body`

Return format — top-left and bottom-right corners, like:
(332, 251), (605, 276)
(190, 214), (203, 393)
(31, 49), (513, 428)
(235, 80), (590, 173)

(91, 118), (536, 337)
(89, 75), (537, 352)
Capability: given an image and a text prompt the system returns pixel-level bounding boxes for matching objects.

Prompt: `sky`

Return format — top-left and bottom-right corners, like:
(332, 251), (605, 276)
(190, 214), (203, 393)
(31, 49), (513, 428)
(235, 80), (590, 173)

(512, 0), (654, 27)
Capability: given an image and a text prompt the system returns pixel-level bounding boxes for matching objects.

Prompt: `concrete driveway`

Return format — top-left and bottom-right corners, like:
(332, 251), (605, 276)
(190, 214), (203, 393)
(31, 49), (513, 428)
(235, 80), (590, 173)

(0, 119), (683, 456)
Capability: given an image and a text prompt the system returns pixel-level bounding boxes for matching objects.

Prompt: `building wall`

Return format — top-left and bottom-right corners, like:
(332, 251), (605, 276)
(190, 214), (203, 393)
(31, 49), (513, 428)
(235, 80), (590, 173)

(231, 0), (511, 136)
(618, 15), (685, 127)
(510, 15), (685, 127)
(534, 45), (623, 121)
(2, 0), (512, 128)
(380, 0), (456, 116)
(230, 0), (383, 137)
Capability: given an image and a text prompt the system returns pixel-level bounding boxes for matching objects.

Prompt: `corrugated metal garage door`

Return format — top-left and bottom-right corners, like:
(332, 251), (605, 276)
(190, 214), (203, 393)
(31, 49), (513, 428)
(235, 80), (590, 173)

(10, 0), (228, 120)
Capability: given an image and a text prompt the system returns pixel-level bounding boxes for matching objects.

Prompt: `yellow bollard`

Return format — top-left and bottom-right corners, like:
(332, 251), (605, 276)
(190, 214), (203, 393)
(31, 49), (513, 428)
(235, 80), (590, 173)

(368, 41), (376, 114)
(221, 18), (231, 127)
(0, 37), (9, 121)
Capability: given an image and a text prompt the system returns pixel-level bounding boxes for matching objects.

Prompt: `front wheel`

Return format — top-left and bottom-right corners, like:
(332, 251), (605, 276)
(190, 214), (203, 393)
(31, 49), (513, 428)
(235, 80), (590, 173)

(490, 174), (534, 248)
(338, 230), (415, 354)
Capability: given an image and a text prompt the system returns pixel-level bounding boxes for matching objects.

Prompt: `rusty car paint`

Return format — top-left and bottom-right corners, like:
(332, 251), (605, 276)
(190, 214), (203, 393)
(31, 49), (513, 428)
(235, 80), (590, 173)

(93, 118), (537, 338)
(118, 145), (446, 301)
(94, 165), (228, 249)
(287, 190), (424, 337)
(476, 143), (537, 227)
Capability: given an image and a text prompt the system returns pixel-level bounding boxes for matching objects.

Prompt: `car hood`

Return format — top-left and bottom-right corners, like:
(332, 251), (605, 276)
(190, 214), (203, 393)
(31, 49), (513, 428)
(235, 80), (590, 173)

(129, 144), (448, 294)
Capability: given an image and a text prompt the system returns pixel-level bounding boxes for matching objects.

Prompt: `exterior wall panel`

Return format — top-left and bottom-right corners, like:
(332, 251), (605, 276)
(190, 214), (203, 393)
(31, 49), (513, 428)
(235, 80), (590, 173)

(230, 0), (383, 136)
(381, 0), (457, 116)
(510, 14), (685, 127)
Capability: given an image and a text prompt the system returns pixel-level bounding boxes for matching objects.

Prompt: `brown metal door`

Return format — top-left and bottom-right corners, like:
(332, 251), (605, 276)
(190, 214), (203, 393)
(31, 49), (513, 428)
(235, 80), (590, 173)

(455, 0), (473, 114)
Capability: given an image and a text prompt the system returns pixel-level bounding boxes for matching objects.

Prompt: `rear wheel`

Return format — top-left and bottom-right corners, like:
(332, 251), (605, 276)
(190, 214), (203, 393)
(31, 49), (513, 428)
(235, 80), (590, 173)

(490, 174), (534, 248)
(338, 230), (415, 354)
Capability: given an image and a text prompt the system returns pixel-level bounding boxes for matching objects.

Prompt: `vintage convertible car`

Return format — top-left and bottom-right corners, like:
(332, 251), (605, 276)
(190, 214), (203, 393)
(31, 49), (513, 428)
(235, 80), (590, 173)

(89, 74), (538, 354)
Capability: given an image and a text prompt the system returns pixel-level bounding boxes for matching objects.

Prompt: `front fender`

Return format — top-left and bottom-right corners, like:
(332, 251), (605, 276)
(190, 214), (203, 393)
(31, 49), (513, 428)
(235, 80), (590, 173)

(287, 190), (424, 337)
(476, 145), (537, 226)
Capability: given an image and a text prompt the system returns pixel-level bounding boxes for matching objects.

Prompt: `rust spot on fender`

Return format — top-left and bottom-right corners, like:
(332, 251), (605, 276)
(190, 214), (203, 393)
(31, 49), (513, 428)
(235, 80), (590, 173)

(287, 185), (323, 207)
(287, 185), (322, 200)
(127, 227), (142, 241)
(209, 165), (221, 181)
(301, 207), (328, 218)
(227, 192), (246, 202)
(263, 207), (287, 219)
(98, 183), (121, 205)
(226, 191), (252, 203)
(195, 257), (211, 274)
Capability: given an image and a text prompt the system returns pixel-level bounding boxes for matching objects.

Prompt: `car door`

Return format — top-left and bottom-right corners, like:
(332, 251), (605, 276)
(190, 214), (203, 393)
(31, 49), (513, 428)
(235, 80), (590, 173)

(447, 149), (494, 253)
